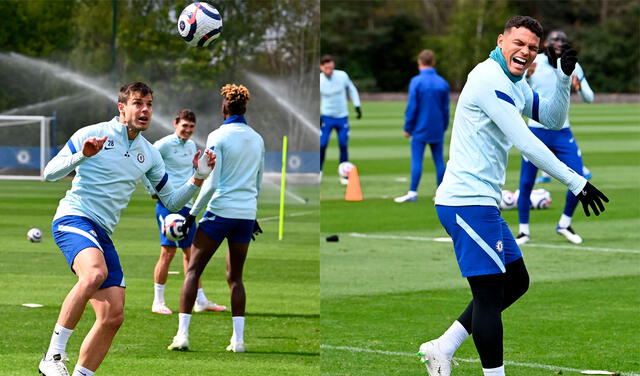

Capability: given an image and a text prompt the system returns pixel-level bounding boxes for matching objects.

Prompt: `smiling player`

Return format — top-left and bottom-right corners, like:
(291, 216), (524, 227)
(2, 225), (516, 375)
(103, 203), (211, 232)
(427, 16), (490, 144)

(143, 109), (226, 316)
(417, 16), (609, 376)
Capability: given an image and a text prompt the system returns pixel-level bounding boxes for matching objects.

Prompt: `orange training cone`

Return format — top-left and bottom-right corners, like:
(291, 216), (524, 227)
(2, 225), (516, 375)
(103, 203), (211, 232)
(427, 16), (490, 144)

(345, 166), (363, 201)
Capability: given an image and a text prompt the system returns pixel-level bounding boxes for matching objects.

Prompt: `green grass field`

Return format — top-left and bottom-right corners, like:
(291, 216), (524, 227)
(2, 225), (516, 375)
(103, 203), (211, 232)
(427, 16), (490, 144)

(321, 102), (640, 375)
(0, 180), (319, 375)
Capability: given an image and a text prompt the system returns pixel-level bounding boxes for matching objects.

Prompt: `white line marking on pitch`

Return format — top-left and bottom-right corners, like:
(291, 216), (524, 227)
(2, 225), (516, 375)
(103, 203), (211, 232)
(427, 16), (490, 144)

(321, 345), (640, 376)
(259, 210), (317, 222)
(347, 232), (640, 255)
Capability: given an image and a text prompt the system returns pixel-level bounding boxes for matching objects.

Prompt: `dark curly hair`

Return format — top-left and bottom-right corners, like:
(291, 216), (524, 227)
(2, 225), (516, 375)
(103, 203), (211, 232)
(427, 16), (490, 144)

(504, 16), (543, 39)
(220, 84), (250, 115)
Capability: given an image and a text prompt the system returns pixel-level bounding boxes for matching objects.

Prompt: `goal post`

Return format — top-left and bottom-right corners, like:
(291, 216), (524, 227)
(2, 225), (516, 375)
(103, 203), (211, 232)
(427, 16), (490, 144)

(0, 115), (53, 180)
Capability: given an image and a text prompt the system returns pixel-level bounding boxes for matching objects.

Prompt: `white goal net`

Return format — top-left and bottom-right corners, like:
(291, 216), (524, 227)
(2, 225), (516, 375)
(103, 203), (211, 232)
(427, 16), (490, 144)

(0, 115), (52, 180)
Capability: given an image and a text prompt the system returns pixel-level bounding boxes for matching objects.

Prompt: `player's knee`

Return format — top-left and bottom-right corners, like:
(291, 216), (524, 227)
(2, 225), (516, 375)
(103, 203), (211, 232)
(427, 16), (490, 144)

(161, 248), (177, 259)
(226, 271), (242, 286)
(79, 269), (108, 290)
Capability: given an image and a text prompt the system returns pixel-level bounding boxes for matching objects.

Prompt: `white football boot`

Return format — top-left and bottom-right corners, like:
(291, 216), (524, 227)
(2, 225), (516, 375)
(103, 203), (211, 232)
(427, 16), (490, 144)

(226, 342), (245, 353)
(151, 302), (173, 315)
(556, 226), (583, 244)
(194, 300), (227, 313)
(39, 353), (70, 376)
(515, 232), (530, 245)
(167, 335), (189, 351)
(394, 191), (418, 203)
(417, 340), (456, 376)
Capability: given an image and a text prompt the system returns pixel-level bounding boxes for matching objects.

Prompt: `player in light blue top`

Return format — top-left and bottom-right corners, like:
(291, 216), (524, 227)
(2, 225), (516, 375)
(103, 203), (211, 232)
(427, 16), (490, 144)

(38, 82), (215, 376)
(418, 17), (608, 376)
(516, 30), (596, 245)
(168, 84), (264, 353)
(320, 55), (361, 176)
(143, 109), (226, 316)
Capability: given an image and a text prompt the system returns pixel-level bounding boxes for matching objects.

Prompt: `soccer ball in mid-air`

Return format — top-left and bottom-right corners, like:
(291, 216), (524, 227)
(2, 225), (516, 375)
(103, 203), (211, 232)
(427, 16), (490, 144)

(163, 214), (186, 242)
(499, 190), (517, 210)
(177, 2), (222, 47)
(27, 228), (42, 243)
(529, 188), (552, 209)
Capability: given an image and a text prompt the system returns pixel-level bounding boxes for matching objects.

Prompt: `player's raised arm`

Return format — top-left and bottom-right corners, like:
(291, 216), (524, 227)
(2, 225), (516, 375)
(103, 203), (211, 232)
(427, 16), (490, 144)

(522, 46), (577, 130)
(146, 148), (214, 212)
(43, 129), (107, 181)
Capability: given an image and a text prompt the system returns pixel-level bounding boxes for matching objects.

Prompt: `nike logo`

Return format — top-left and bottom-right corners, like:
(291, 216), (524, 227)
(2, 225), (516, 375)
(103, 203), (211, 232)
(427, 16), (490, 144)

(54, 331), (60, 335)
(79, 372), (87, 376)
(104, 146), (115, 150)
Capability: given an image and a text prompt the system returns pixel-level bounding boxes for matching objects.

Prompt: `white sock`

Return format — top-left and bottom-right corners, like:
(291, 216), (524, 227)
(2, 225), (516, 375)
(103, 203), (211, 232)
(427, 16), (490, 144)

(558, 214), (572, 229)
(46, 324), (73, 358)
(483, 365), (505, 375)
(177, 313), (191, 337)
(196, 288), (207, 305)
(519, 223), (530, 235)
(437, 320), (469, 357)
(72, 364), (95, 376)
(232, 316), (245, 344)
(408, 190), (418, 197)
(154, 283), (165, 304)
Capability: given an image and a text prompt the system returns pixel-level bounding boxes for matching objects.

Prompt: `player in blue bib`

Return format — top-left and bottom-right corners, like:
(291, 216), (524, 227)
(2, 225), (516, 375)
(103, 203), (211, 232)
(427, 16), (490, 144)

(417, 17), (609, 376)
(168, 84), (264, 354)
(38, 82), (215, 376)
(142, 109), (226, 316)
(320, 55), (361, 181)
(516, 30), (596, 245)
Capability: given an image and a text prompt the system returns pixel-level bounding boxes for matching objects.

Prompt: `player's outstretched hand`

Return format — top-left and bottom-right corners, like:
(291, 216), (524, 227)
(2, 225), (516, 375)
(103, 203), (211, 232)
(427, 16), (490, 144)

(577, 181), (609, 217)
(82, 136), (108, 157)
(251, 220), (263, 241)
(355, 106), (362, 119)
(179, 215), (196, 237)
(194, 148), (216, 179)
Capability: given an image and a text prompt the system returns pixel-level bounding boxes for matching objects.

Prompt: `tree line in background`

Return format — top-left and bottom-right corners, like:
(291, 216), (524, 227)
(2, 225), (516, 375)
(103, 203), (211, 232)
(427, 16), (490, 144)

(0, 0), (319, 111)
(321, 0), (640, 93)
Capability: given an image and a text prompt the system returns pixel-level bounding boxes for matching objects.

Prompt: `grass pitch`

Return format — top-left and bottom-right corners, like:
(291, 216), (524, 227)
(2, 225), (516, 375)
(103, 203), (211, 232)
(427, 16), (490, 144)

(0, 180), (318, 375)
(321, 102), (640, 375)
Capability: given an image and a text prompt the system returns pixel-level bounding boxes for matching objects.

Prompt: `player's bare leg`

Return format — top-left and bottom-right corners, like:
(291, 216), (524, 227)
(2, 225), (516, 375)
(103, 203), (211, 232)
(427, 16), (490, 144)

(152, 246), (177, 314)
(75, 286), (125, 372)
(226, 241), (249, 353)
(40, 248), (110, 375)
(169, 230), (221, 351)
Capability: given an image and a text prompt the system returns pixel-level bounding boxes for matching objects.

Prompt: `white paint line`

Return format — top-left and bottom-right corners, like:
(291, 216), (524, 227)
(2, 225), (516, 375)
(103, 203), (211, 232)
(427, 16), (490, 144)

(22, 303), (43, 308)
(168, 271), (179, 275)
(259, 210), (317, 222)
(347, 232), (640, 255)
(321, 344), (640, 376)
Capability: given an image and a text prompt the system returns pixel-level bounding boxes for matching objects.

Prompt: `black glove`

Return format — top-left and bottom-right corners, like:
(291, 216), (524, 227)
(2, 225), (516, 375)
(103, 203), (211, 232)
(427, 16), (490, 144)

(577, 181), (609, 217)
(355, 106), (362, 119)
(547, 45), (577, 76)
(252, 220), (263, 241)
(179, 215), (196, 237)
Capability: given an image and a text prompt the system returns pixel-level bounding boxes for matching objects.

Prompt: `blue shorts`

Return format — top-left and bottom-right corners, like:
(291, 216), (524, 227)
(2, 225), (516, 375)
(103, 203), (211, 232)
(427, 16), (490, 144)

(156, 201), (196, 248)
(436, 205), (522, 278)
(198, 212), (255, 243)
(52, 216), (125, 289)
(320, 116), (349, 148)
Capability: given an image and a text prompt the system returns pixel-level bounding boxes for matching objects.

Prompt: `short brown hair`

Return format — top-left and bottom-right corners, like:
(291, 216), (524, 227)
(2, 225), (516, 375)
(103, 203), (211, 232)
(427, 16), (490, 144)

(320, 54), (334, 65)
(504, 16), (543, 39)
(118, 81), (153, 103)
(418, 50), (435, 66)
(175, 109), (196, 124)
(220, 84), (251, 115)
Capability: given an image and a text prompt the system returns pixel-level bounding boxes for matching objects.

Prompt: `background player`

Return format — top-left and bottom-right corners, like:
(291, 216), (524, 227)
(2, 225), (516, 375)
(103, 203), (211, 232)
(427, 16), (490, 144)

(516, 29), (595, 245)
(39, 82), (214, 376)
(395, 49), (450, 203)
(143, 109), (226, 315)
(320, 54), (361, 182)
(168, 84), (264, 353)
(419, 17), (608, 376)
